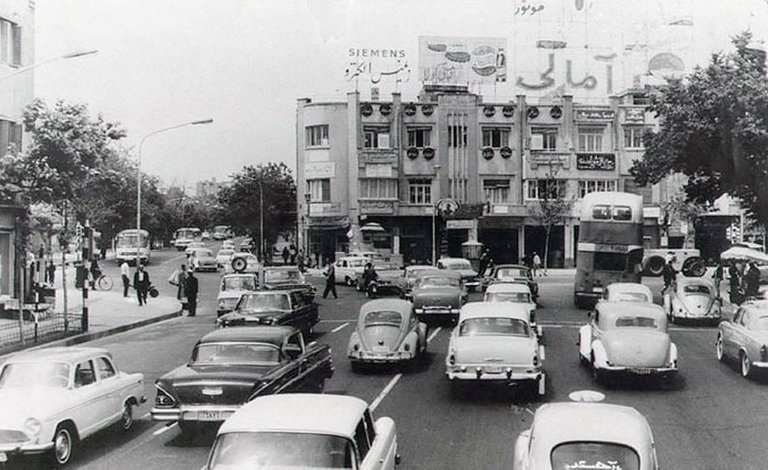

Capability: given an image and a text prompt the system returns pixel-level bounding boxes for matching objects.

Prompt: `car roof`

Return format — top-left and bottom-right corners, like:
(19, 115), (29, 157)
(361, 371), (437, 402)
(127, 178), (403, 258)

(607, 282), (651, 293)
(531, 402), (653, 455)
(440, 257), (470, 264)
(417, 270), (462, 279)
(264, 266), (301, 273)
(199, 326), (297, 345)
(219, 394), (368, 437)
(459, 302), (530, 321)
(596, 301), (666, 320)
(359, 299), (413, 322)
(486, 283), (531, 294)
(222, 273), (257, 279)
(6, 346), (111, 365)
(493, 264), (529, 271)
(406, 265), (435, 270)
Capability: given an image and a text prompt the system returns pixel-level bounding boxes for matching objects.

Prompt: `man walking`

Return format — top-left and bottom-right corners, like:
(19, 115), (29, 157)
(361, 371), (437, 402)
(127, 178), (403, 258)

(532, 252), (542, 277)
(120, 260), (131, 297)
(282, 246), (290, 265)
(478, 248), (491, 277)
(322, 262), (338, 299)
(184, 270), (199, 316)
(133, 264), (150, 306)
(169, 264), (187, 300)
(661, 255), (677, 294)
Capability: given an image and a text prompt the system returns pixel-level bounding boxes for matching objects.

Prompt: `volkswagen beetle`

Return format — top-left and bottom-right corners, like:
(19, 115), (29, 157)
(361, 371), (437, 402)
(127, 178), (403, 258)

(602, 282), (654, 304)
(663, 277), (722, 325)
(347, 299), (427, 371)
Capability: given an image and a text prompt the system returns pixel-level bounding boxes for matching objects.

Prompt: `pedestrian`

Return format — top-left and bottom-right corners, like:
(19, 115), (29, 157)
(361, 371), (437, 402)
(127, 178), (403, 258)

(712, 263), (724, 299)
(47, 260), (56, 285)
(728, 263), (743, 305)
(120, 260), (131, 297)
(282, 246), (289, 265)
(184, 270), (199, 316)
(478, 248), (491, 277)
(37, 243), (44, 280)
(289, 244), (297, 264)
(322, 262), (338, 299)
(661, 255), (677, 294)
(745, 261), (760, 300)
(532, 252), (542, 277)
(89, 257), (102, 288)
(133, 264), (151, 306)
(169, 264), (187, 300)
(297, 249), (305, 272)
(188, 250), (198, 272)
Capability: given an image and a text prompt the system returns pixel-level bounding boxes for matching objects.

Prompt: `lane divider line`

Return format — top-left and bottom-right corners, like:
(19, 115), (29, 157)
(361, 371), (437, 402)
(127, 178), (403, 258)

(152, 423), (177, 436)
(427, 327), (442, 343)
(370, 373), (403, 412)
(331, 322), (349, 334)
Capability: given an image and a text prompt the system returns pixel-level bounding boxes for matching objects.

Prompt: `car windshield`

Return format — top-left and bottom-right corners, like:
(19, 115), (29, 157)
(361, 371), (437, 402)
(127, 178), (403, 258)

(407, 268), (432, 278)
(0, 361), (71, 389)
(420, 276), (459, 288)
(550, 441), (640, 470)
(495, 268), (527, 278)
(208, 432), (354, 469)
(365, 310), (402, 327)
(615, 316), (658, 329)
(265, 270), (303, 283)
(217, 249), (234, 257)
(238, 293), (290, 312)
(193, 342), (280, 364)
(612, 292), (651, 303)
(222, 277), (257, 291)
(443, 260), (471, 270)
(459, 317), (529, 337)
(683, 284), (711, 295)
(485, 292), (530, 303)
(193, 249), (213, 257)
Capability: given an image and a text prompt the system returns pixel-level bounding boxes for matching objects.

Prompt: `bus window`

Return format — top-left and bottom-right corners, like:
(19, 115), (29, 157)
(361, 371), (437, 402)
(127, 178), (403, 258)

(592, 205), (611, 220)
(593, 252), (626, 272)
(613, 206), (632, 221)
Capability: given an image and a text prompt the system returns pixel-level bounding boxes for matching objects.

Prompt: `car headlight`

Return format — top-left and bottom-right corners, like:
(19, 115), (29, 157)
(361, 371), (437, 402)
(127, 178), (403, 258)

(24, 418), (42, 438)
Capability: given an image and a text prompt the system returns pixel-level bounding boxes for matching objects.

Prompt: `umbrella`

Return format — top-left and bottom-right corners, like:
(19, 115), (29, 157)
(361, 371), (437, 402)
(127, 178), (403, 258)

(360, 223), (386, 233)
(720, 246), (768, 263)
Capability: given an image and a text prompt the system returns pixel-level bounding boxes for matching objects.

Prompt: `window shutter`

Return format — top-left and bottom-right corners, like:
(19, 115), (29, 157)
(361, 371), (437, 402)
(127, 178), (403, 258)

(0, 121), (10, 156)
(11, 24), (21, 66)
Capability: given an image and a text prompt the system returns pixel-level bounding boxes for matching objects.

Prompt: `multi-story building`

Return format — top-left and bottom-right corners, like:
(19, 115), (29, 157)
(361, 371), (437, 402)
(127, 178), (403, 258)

(296, 85), (675, 268)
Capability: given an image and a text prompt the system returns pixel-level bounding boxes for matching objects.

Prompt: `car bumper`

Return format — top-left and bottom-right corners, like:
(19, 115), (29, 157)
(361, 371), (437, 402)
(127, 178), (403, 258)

(670, 312), (721, 321)
(151, 405), (240, 423)
(601, 365), (678, 375)
(446, 365), (542, 381)
(349, 350), (415, 363)
(0, 439), (54, 456)
(415, 307), (461, 316)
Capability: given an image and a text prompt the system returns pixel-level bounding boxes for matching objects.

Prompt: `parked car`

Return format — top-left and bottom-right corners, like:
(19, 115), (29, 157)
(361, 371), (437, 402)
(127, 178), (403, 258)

(602, 282), (654, 304)
(184, 241), (206, 256)
(716, 299), (768, 379)
(217, 289), (319, 338)
(664, 277), (722, 325)
(347, 299), (427, 371)
(446, 302), (545, 397)
(226, 252), (261, 274)
(411, 270), (467, 324)
(334, 256), (369, 286)
(151, 327), (334, 435)
(437, 257), (480, 292)
(261, 266), (316, 302)
(222, 239), (236, 250)
(215, 248), (235, 268)
(217, 273), (259, 317)
(201, 231), (211, 241)
(482, 264), (539, 300)
(578, 301), (678, 383)
(239, 237), (254, 252)
(189, 248), (218, 272)
(402, 265), (438, 298)
(349, 250), (387, 262)
(484, 282), (541, 337)
(204, 394), (398, 470)
(514, 391), (660, 470)
(0, 347), (145, 466)
(355, 262), (404, 298)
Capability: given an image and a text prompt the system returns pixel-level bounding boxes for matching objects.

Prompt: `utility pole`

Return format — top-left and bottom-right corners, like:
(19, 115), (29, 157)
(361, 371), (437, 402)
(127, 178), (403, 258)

(62, 202), (69, 333)
(81, 220), (90, 332)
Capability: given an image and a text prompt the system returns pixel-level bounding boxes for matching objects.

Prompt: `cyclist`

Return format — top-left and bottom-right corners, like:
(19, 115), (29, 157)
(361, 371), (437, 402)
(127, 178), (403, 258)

(89, 257), (102, 288)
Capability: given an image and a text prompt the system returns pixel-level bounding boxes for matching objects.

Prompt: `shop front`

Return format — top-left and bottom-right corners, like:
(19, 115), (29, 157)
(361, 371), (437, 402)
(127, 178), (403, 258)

(307, 216), (350, 266)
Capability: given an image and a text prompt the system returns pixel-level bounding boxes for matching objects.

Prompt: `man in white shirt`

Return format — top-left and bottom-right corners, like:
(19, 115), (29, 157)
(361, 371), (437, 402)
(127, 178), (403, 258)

(120, 261), (131, 297)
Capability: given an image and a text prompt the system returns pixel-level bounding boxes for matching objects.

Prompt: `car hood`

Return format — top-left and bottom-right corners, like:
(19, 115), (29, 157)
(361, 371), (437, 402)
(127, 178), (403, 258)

(358, 324), (407, 351)
(602, 330), (671, 367)
(451, 335), (536, 364)
(0, 388), (74, 428)
(218, 311), (283, 324)
(678, 293), (716, 316)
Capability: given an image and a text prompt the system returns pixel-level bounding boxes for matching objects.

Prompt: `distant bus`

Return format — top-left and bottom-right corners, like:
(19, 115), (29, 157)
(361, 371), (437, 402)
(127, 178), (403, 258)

(213, 225), (233, 240)
(115, 229), (151, 265)
(173, 227), (202, 251)
(574, 192), (644, 309)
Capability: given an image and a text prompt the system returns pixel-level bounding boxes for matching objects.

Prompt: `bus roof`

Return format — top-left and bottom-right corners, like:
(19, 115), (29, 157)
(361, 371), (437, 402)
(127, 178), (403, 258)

(579, 191), (643, 223)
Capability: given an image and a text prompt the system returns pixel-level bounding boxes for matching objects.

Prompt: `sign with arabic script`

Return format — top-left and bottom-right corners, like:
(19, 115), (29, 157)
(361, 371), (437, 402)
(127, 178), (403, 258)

(576, 153), (616, 171)
(344, 47), (411, 85)
(574, 109), (615, 121)
(419, 36), (507, 85)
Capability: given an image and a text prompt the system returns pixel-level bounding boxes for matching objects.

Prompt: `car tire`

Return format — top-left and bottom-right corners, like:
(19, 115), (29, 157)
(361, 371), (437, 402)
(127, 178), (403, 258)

(645, 256), (665, 276)
(345, 277), (354, 287)
(716, 334), (725, 362)
(118, 402), (134, 432)
(50, 423), (76, 467)
(741, 351), (754, 379)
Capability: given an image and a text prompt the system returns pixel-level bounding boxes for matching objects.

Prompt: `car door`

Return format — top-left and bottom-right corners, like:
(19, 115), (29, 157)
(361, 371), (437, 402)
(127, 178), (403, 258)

(72, 359), (110, 435)
(730, 309), (750, 357)
(335, 260), (346, 283)
(94, 356), (124, 424)
(722, 309), (742, 357)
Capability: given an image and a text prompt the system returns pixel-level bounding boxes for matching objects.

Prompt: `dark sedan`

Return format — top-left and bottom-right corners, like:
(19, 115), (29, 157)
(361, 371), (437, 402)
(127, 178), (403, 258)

(217, 290), (319, 338)
(482, 264), (539, 300)
(411, 270), (467, 324)
(261, 266), (316, 302)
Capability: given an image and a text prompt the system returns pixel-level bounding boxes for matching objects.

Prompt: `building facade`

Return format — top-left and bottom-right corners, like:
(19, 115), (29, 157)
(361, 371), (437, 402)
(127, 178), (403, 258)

(296, 85), (673, 267)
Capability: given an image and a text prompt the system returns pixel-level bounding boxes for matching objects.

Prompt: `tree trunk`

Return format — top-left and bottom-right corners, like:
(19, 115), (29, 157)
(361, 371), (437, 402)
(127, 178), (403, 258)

(544, 225), (551, 270)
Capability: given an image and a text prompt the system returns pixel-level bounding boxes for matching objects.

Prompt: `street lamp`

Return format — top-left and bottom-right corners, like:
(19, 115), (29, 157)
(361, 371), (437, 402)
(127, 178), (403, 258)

(136, 119), (213, 269)
(432, 164), (441, 266)
(0, 49), (98, 82)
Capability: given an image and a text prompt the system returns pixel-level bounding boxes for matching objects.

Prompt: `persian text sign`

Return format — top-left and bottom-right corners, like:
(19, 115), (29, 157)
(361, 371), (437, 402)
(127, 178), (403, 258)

(305, 162), (335, 179)
(576, 153), (616, 171)
(574, 109), (615, 121)
(419, 36), (507, 85)
(345, 47), (411, 84)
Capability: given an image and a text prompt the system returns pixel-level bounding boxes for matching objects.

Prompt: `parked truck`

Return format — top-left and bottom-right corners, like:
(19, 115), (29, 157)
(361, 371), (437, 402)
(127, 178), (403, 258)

(642, 248), (706, 277)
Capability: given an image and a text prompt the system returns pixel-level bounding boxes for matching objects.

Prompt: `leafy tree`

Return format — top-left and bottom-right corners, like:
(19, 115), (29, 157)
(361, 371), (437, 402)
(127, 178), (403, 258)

(528, 169), (573, 269)
(631, 31), (768, 223)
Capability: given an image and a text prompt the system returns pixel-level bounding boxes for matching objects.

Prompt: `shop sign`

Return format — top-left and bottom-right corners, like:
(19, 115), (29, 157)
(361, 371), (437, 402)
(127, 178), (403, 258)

(576, 153), (616, 171)
(624, 107), (645, 123)
(309, 202), (342, 216)
(446, 219), (475, 229)
(308, 215), (349, 228)
(574, 109), (615, 121)
(360, 201), (394, 214)
(365, 164), (392, 178)
(305, 162), (335, 179)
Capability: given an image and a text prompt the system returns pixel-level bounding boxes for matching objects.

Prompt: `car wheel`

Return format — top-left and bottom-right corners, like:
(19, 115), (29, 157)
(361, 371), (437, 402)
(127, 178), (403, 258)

(716, 334), (725, 362)
(119, 402), (134, 432)
(50, 424), (75, 466)
(345, 277), (354, 287)
(741, 351), (754, 379)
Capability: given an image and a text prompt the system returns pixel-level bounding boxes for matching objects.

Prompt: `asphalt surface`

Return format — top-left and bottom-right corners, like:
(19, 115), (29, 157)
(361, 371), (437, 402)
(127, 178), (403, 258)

(9, 247), (768, 469)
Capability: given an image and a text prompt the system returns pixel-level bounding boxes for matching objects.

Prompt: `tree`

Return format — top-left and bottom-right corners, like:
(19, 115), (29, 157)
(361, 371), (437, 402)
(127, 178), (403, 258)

(631, 31), (768, 223)
(528, 169), (574, 269)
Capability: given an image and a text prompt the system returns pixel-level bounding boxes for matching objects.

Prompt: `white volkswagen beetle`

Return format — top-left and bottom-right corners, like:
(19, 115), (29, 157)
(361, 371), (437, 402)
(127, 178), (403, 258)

(664, 277), (722, 325)
(602, 282), (654, 304)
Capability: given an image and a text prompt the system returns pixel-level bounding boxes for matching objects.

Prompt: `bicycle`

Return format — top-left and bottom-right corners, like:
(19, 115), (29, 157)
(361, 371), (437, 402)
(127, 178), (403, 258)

(91, 272), (114, 291)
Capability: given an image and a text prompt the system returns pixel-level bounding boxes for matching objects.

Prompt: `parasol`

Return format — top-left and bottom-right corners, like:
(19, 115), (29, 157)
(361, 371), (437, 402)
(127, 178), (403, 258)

(720, 246), (768, 263)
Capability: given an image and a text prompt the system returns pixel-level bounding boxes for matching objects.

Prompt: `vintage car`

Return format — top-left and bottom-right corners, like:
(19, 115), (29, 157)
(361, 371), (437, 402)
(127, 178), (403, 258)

(716, 300), (768, 379)
(355, 262), (404, 297)
(446, 302), (545, 396)
(437, 257), (480, 291)
(0, 347), (145, 466)
(602, 282), (654, 304)
(217, 289), (319, 338)
(347, 299), (427, 370)
(184, 241), (206, 256)
(190, 247), (218, 272)
(411, 270), (467, 324)
(402, 265), (438, 297)
(579, 301), (678, 383)
(226, 252), (261, 274)
(221, 239), (236, 250)
(239, 237), (254, 252)
(262, 266), (316, 302)
(663, 277), (722, 325)
(215, 248), (235, 268)
(151, 326), (334, 435)
(514, 391), (660, 470)
(482, 264), (539, 300)
(216, 273), (259, 316)
(204, 394), (399, 470)
(484, 282), (541, 337)
(334, 256), (369, 286)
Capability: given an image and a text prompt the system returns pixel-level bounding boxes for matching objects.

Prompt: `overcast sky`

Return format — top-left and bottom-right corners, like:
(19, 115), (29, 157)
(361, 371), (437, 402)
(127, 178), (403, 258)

(34, 0), (768, 190)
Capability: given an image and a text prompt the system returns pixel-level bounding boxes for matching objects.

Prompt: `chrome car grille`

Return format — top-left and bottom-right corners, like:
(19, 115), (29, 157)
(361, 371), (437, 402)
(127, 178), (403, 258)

(175, 383), (254, 405)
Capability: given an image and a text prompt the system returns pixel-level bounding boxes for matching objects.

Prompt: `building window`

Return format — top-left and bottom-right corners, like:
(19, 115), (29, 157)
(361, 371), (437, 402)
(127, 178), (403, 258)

(307, 179), (330, 202)
(578, 180), (618, 198)
(0, 120), (22, 155)
(623, 127), (646, 149)
(363, 126), (390, 149)
(483, 179), (511, 204)
(407, 127), (431, 148)
(0, 19), (21, 66)
(448, 124), (467, 147)
(578, 128), (604, 152)
(360, 179), (397, 199)
(526, 179), (566, 200)
(624, 178), (652, 204)
(530, 128), (557, 150)
(631, 94), (650, 106)
(408, 178), (432, 204)
(306, 125), (329, 148)
(482, 128), (510, 148)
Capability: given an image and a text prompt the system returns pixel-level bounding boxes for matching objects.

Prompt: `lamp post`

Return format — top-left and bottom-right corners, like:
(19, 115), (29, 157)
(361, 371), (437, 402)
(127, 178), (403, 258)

(432, 164), (441, 266)
(136, 119), (213, 270)
(0, 49), (98, 82)
(257, 179), (264, 263)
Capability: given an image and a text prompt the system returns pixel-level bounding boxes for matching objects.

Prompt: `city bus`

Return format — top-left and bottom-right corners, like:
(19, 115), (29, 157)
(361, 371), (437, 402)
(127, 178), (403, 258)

(115, 229), (151, 265)
(574, 192), (644, 309)
(173, 227), (202, 251)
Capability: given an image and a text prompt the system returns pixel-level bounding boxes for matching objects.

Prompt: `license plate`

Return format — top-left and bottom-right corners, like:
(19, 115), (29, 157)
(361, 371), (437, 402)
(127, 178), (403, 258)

(592, 287), (604, 293)
(373, 346), (388, 353)
(632, 368), (652, 375)
(0, 452), (6, 463)
(484, 366), (503, 374)
(198, 410), (223, 421)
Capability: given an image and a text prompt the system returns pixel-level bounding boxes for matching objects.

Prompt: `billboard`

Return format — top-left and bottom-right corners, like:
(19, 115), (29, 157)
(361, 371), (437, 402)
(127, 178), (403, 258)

(419, 36), (507, 85)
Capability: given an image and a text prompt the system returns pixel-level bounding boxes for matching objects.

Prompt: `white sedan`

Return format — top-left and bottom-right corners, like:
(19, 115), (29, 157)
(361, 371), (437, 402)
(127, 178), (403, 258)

(215, 248), (235, 268)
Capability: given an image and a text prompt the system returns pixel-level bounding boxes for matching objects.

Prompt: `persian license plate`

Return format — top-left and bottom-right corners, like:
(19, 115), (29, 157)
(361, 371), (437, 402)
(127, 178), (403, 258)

(198, 410), (223, 421)
(632, 368), (653, 375)
(592, 287), (604, 293)
(484, 366), (503, 374)
(0, 452), (7, 463)
(372, 346), (388, 353)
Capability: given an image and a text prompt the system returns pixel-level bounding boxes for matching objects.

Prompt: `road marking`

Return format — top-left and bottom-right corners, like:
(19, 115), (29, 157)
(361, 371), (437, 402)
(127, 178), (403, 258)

(160, 254), (187, 267)
(427, 327), (442, 343)
(370, 373), (403, 412)
(331, 322), (349, 333)
(152, 423), (177, 436)
(139, 412), (149, 420)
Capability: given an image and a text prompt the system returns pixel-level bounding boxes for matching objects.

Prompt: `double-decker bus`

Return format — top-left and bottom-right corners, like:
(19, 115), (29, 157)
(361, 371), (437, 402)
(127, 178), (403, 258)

(173, 227), (202, 251)
(115, 229), (151, 265)
(574, 192), (644, 309)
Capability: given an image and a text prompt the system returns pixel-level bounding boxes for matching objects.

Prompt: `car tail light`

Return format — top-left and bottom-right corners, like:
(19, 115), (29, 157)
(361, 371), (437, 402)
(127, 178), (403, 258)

(449, 354), (456, 365)
(155, 385), (175, 407)
(353, 344), (359, 351)
(532, 355), (539, 366)
(761, 345), (767, 362)
(404, 343), (411, 352)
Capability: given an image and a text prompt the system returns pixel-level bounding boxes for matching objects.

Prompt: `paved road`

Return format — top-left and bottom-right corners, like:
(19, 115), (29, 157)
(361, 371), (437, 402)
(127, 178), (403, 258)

(10, 258), (768, 469)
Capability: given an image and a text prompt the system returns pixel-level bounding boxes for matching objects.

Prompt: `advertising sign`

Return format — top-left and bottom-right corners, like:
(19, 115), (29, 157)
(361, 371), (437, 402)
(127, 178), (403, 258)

(305, 162), (335, 179)
(576, 153), (616, 171)
(419, 36), (507, 85)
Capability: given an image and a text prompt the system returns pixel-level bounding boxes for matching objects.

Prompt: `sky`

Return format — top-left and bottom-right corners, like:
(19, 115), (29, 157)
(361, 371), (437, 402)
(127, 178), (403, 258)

(34, 0), (768, 190)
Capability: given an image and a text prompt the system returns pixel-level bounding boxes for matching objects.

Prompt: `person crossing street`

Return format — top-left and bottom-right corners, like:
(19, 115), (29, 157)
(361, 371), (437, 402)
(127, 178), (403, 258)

(184, 270), (199, 316)
(322, 262), (338, 299)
